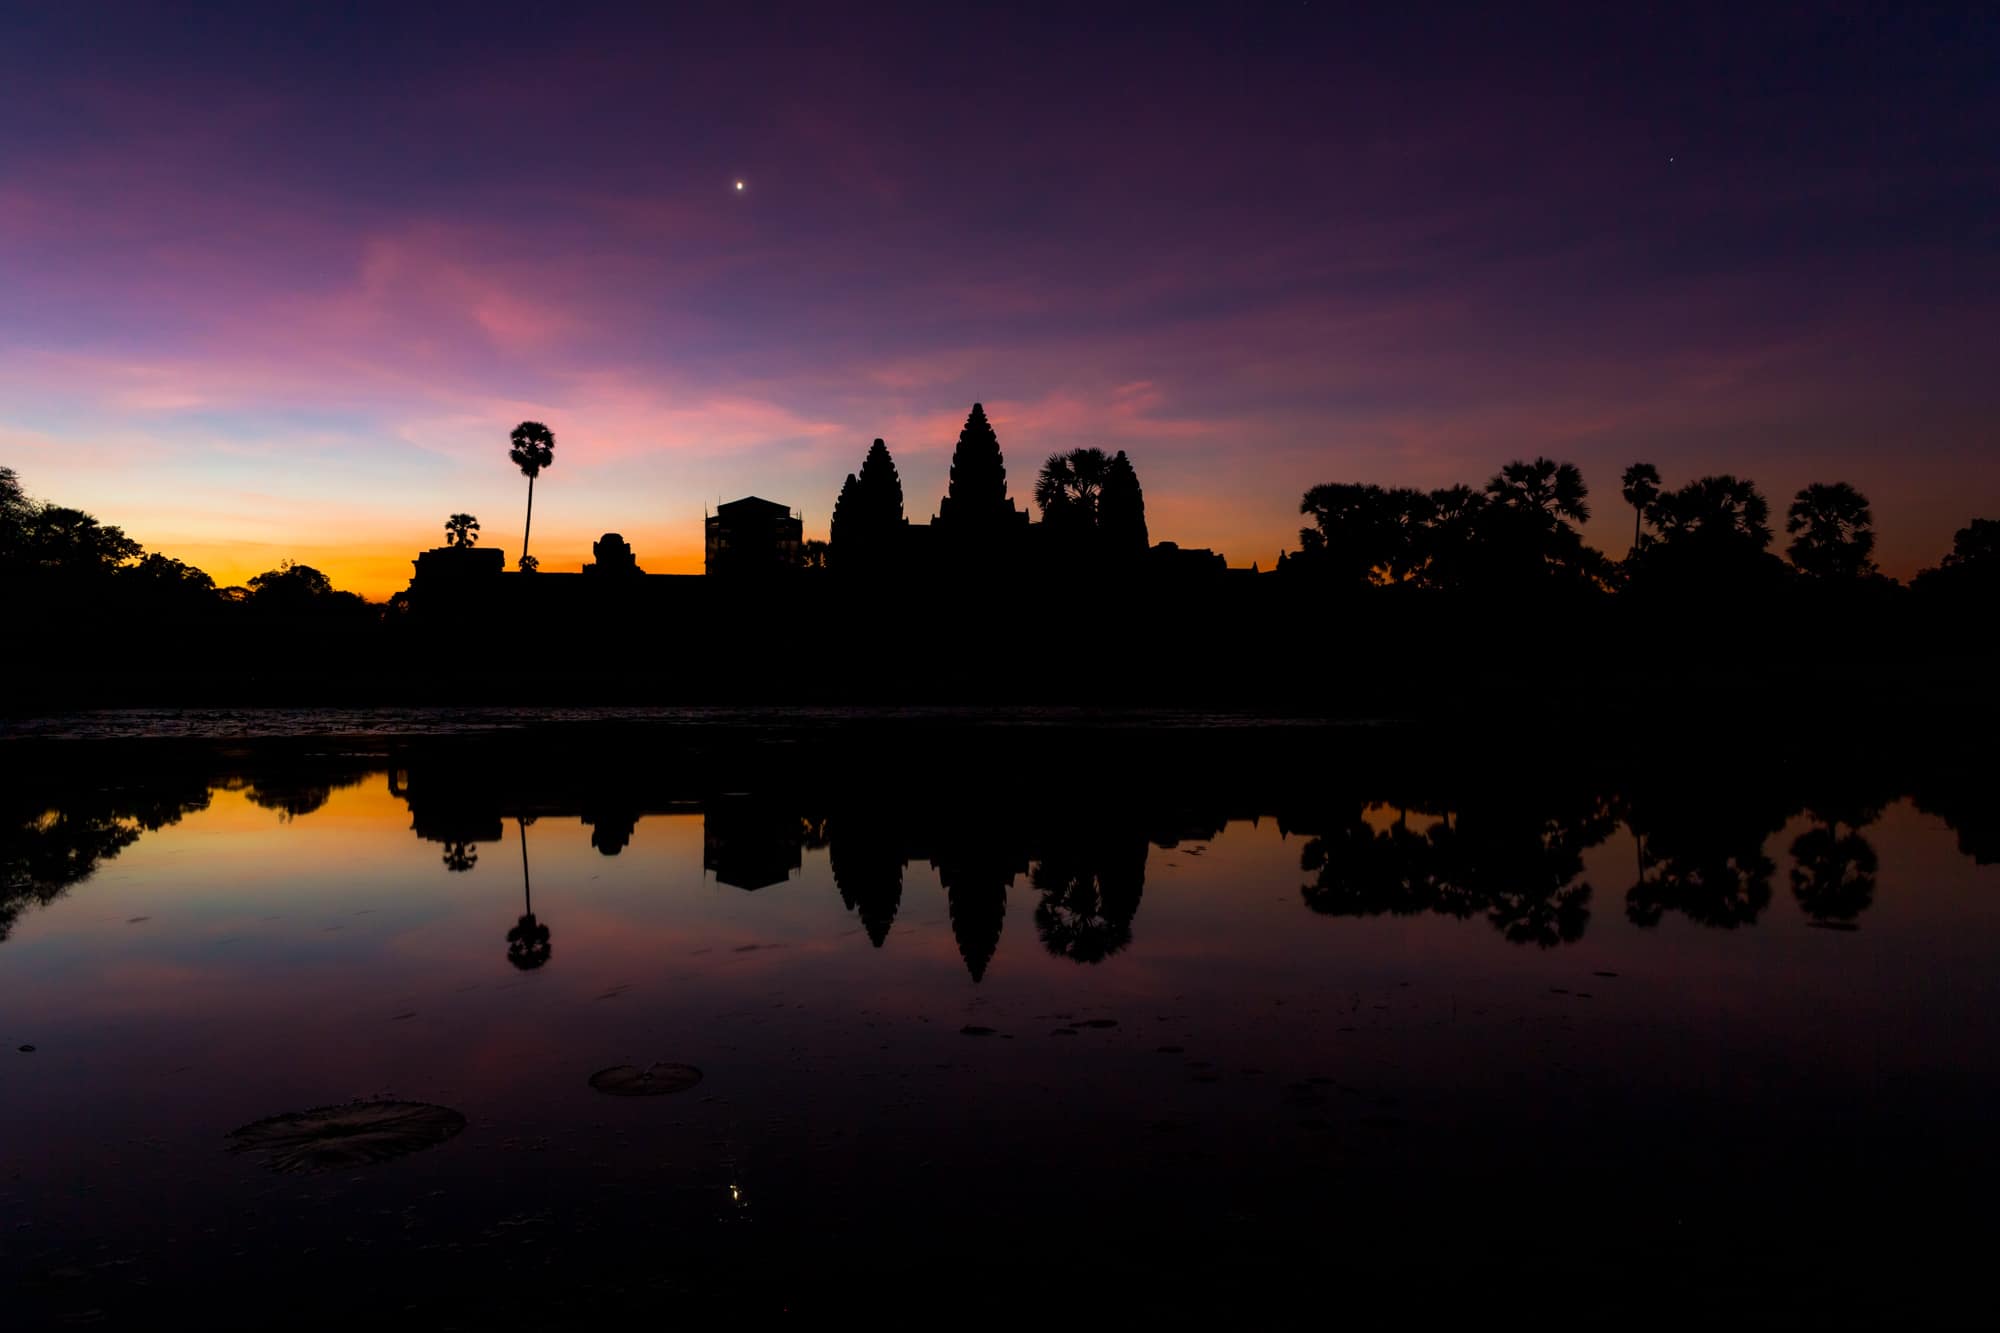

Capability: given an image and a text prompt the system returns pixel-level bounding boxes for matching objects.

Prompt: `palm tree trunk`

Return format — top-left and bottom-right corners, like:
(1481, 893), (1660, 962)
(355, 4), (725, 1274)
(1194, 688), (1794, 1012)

(1632, 507), (1641, 554)
(521, 473), (536, 567)
(518, 817), (532, 915)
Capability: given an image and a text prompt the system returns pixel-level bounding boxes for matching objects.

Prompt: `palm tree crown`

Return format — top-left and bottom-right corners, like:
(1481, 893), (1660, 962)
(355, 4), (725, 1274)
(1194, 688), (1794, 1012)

(1034, 447), (1111, 525)
(509, 422), (554, 478)
(1486, 457), (1591, 527)
(443, 513), (480, 548)
(1785, 481), (1876, 580)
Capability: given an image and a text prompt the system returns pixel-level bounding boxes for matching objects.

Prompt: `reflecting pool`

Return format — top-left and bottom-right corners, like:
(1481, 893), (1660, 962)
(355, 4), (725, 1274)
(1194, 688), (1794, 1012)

(5, 728), (1999, 1322)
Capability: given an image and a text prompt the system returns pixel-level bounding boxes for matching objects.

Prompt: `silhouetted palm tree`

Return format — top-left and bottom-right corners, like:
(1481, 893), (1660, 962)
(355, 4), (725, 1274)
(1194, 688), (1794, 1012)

(1478, 459), (1593, 582)
(1647, 475), (1772, 550)
(1297, 482), (1399, 587)
(508, 421), (555, 571)
(1620, 463), (1661, 553)
(1416, 484), (1487, 590)
(1034, 447), (1111, 527)
(800, 539), (829, 569)
(441, 840), (478, 872)
(1487, 457), (1591, 528)
(443, 513), (480, 548)
(1786, 482), (1877, 580)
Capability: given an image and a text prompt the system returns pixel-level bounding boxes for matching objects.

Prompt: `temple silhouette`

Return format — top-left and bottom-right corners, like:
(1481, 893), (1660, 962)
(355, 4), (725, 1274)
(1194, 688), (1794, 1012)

(403, 403), (1243, 611)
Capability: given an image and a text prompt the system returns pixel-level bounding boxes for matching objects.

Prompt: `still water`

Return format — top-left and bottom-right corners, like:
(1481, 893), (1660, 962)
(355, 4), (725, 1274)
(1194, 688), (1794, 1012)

(6, 739), (2000, 1322)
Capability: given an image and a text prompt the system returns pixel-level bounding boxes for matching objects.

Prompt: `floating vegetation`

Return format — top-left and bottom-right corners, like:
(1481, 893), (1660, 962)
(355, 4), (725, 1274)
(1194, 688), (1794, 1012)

(588, 1063), (704, 1097)
(227, 1100), (466, 1173)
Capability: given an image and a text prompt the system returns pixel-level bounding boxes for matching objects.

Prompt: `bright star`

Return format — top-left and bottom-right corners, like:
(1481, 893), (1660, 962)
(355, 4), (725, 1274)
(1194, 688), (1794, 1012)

(734, 180), (745, 191)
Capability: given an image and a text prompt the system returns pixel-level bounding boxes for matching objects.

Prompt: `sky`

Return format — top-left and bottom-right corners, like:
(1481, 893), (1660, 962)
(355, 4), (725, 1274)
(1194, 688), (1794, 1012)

(1, 1), (1995, 596)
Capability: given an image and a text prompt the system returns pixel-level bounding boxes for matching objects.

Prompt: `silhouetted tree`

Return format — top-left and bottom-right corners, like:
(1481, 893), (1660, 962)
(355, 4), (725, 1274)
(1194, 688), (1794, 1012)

(1786, 482), (1876, 581)
(800, 539), (829, 569)
(1647, 475), (1771, 554)
(19, 505), (143, 572)
(1297, 483), (1396, 587)
(1416, 484), (1488, 590)
(1630, 474), (1781, 596)
(508, 421), (555, 571)
(0, 466), (32, 562)
(1035, 447), (1111, 529)
(1621, 463), (1661, 553)
(444, 513), (480, 548)
(1379, 487), (1436, 584)
(1938, 518), (1999, 570)
(441, 841), (478, 872)
(117, 552), (217, 610)
(1488, 457), (1591, 529)
(249, 561), (333, 599)
(1911, 517), (1999, 605)
(1297, 483), (1453, 586)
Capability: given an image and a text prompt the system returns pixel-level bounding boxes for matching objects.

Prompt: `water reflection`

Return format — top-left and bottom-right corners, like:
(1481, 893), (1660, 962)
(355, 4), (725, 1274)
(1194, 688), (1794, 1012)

(6, 737), (2000, 1323)
(1298, 794), (1614, 948)
(0, 775), (210, 941)
(1789, 804), (1882, 930)
(506, 816), (552, 970)
(3, 749), (1993, 960)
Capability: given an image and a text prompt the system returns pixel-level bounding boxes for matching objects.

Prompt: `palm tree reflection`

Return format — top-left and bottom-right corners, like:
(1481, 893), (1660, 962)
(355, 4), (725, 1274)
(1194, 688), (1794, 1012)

(1789, 805), (1881, 929)
(506, 815), (552, 970)
(1298, 797), (1610, 948)
(1031, 830), (1146, 964)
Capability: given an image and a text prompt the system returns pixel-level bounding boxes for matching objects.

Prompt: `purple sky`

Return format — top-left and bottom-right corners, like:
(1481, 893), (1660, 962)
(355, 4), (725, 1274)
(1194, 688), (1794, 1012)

(2, 2), (1995, 594)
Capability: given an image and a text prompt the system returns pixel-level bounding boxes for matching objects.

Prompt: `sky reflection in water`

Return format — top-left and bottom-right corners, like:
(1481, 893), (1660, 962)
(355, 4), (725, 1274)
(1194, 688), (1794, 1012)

(5, 764), (2000, 1317)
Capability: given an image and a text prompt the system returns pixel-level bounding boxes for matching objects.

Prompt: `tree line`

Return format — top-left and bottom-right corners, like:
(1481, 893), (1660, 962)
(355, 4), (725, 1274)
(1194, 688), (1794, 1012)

(1, 465), (374, 627)
(1282, 455), (1997, 603)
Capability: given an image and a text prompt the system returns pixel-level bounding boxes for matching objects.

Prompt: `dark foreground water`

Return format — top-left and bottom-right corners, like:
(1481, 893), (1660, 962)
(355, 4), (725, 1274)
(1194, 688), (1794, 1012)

(4, 723), (1998, 1324)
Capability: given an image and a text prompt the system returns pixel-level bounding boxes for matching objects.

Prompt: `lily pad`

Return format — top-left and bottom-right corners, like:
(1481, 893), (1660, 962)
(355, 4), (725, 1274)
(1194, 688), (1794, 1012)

(588, 1063), (704, 1097)
(227, 1100), (466, 1174)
